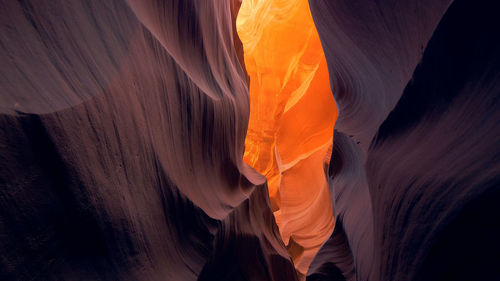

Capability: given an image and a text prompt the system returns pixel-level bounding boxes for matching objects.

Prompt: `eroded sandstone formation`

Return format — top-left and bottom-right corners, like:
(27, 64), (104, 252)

(237, 0), (337, 275)
(0, 0), (298, 280)
(307, 0), (500, 280)
(1, 0), (499, 280)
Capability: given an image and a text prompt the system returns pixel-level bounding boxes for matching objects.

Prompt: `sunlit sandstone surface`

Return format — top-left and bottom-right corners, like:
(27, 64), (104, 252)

(236, 0), (338, 275)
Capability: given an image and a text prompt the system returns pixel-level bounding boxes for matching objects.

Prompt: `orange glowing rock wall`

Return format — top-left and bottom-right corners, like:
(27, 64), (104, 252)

(237, 0), (337, 275)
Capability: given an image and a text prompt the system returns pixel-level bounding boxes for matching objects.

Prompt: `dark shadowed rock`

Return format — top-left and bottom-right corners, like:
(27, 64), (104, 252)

(0, 0), (297, 280)
(308, 0), (500, 280)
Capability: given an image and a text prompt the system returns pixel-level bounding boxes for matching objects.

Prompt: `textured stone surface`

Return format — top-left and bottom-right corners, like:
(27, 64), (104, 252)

(1, 0), (500, 280)
(0, 1), (297, 280)
(237, 0), (336, 274)
(308, 0), (500, 280)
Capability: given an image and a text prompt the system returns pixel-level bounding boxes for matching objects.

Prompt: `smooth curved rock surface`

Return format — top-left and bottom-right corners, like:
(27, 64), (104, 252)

(308, 0), (500, 280)
(237, 0), (337, 274)
(0, 0), (297, 280)
(2, 0), (500, 280)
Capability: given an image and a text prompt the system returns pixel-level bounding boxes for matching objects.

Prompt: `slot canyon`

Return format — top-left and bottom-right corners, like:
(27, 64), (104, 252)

(238, 0), (336, 276)
(0, 0), (499, 281)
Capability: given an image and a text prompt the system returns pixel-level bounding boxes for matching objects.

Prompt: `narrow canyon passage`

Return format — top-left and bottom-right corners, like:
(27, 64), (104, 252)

(237, 0), (338, 275)
(1, 0), (500, 280)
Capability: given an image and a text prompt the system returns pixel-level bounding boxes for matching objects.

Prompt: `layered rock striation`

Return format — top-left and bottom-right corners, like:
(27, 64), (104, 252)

(308, 0), (500, 280)
(237, 0), (337, 275)
(0, 0), (298, 280)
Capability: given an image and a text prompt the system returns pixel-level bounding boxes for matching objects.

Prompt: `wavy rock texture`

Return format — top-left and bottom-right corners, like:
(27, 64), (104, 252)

(237, 0), (337, 275)
(308, 0), (500, 280)
(0, 0), (298, 280)
(2, 0), (500, 280)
